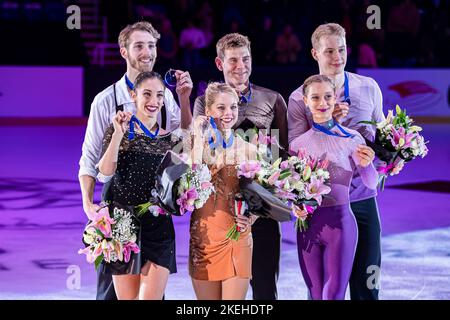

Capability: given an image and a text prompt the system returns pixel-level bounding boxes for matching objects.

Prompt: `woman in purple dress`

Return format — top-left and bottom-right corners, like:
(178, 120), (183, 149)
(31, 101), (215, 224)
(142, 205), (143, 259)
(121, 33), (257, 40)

(290, 75), (378, 300)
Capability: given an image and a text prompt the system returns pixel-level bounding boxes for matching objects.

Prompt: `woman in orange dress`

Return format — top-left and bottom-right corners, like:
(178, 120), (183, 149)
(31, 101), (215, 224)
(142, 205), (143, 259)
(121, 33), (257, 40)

(189, 82), (258, 300)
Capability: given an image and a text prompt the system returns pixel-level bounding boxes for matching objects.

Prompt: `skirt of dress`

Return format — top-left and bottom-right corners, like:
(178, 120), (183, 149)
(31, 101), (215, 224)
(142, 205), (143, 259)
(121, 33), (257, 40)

(102, 207), (177, 276)
(189, 205), (253, 281)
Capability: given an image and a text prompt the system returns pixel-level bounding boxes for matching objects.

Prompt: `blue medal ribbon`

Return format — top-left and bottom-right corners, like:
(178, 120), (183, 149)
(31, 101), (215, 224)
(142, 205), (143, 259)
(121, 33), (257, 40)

(129, 115), (159, 140)
(208, 117), (234, 149)
(125, 75), (134, 91)
(239, 84), (252, 105)
(343, 72), (351, 105)
(313, 119), (355, 138)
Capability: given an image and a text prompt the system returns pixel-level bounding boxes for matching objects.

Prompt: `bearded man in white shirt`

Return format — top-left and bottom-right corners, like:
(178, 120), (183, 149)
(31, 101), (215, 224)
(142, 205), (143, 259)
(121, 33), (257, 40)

(78, 21), (193, 300)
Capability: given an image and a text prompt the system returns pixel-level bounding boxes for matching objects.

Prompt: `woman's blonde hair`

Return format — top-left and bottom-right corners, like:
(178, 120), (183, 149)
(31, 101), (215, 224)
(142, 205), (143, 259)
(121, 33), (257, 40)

(205, 82), (239, 109)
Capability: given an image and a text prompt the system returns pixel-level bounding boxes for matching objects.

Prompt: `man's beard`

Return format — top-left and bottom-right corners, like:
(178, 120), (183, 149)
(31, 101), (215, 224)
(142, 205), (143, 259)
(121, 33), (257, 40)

(130, 56), (154, 72)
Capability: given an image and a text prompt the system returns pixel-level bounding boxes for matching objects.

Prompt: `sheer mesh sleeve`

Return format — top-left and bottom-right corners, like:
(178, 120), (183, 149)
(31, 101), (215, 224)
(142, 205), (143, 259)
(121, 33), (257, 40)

(351, 132), (378, 190)
(96, 124), (116, 183)
(96, 124), (131, 183)
(98, 124), (130, 156)
(100, 124), (115, 159)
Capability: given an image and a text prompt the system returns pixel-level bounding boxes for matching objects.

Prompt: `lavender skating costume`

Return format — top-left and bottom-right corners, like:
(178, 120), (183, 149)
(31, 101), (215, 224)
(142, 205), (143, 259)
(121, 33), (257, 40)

(290, 121), (378, 299)
(288, 72), (385, 300)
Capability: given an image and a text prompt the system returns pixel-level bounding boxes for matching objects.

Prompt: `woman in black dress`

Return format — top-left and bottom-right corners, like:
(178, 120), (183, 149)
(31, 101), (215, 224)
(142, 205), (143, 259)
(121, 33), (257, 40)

(97, 71), (186, 299)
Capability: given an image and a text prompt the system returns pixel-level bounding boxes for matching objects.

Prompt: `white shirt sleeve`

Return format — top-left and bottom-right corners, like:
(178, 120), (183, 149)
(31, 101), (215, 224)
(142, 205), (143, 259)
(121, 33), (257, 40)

(96, 170), (114, 183)
(164, 89), (181, 131)
(78, 93), (112, 178)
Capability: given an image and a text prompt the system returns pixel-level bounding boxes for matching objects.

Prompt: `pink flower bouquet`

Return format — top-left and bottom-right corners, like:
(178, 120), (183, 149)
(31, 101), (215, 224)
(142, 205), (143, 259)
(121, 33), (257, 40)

(78, 204), (142, 269)
(237, 149), (331, 232)
(176, 164), (214, 215)
(360, 105), (428, 190)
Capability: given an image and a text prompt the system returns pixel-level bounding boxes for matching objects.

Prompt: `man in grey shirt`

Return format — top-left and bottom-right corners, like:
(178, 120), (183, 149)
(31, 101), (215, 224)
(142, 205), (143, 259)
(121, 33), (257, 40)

(78, 21), (193, 300)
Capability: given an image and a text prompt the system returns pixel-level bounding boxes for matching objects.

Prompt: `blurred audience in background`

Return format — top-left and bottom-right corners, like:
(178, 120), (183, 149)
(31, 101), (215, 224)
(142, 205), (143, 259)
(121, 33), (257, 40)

(1, 0), (449, 68)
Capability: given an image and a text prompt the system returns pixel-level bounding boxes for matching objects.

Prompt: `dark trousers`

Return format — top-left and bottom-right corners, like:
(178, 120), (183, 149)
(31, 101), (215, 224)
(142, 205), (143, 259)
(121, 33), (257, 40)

(250, 217), (281, 300)
(349, 197), (381, 300)
(96, 264), (117, 300)
(96, 181), (118, 300)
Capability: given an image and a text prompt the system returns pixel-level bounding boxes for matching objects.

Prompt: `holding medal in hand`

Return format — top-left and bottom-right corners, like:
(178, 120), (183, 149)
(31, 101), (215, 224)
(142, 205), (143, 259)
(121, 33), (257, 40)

(112, 111), (133, 137)
(92, 71), (187, 300)
(188, 82), (259, 300)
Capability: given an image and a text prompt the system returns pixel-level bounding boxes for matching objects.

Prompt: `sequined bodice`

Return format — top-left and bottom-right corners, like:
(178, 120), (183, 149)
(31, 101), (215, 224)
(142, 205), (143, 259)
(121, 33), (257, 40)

(101, 124), (180, 205)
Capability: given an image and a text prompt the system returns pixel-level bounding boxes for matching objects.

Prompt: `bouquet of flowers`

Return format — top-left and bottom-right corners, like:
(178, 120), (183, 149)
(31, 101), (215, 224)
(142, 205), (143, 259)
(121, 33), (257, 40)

(226, 128), (283, 241)
(176, 163), (215, 215)
(237, 149), (331, 232)
(359, 105), (429, 190)
(78, 203), (143, 270)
